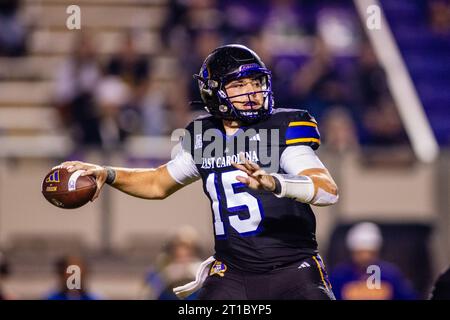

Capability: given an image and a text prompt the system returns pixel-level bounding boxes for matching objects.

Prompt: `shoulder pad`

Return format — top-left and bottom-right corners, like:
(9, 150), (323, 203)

(274, 108), (321, 150)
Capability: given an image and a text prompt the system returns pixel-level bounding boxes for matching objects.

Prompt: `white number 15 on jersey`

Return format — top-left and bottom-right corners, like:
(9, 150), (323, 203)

(206, 170), (264, 237)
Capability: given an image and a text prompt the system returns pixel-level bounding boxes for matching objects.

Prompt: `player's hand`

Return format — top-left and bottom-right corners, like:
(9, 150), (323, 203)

(54, 161), (107, 201)
(231, 153), (276, 192)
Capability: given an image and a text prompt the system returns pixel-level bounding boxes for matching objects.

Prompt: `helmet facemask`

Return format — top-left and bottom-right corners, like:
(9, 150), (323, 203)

(222, 72), (273, 124)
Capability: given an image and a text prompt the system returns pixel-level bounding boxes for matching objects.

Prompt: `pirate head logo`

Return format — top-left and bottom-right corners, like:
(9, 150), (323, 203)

(209, 260), (227, 277)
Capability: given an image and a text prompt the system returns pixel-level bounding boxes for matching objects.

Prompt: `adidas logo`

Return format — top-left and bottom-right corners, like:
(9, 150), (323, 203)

(298, 262), (311, 269)
(46, 170), (60, 183)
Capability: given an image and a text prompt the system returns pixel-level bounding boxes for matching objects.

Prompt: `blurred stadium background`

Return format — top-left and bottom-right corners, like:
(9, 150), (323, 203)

(0, 0), (449, 299)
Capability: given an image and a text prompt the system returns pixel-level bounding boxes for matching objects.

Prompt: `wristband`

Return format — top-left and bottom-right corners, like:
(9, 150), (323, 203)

(270, 173), (315, 203)
(104, 167), (116, 185)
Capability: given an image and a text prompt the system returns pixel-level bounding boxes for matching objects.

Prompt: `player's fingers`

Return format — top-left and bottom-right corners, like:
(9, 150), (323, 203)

(243, 156), (261, 172)
(92, 188), (101, 201)
(80, 169), (95, 177)
(53, 161), (76, 170)
(242, 162), (253, 173)
(248, 161), (261, 171)
(231, 162), (251, 174)
(230, 161), (241, 169)
(67, 164), (85, 173)
(260, 175), (276, 191)
(242, 157), (255, 173)
(91, 179), (104, 201)
(236, 176), (250, 185)
(60, 161), (75, 167)
(68, 163), (94, 173)
(237, 175), (262, 189)
(251, 169), (267, 178)
(239, 152), (254, 171)
(231, 162), (252, 175)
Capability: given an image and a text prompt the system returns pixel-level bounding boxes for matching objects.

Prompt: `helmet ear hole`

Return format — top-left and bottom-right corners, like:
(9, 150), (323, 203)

(219, 105), (228, 112)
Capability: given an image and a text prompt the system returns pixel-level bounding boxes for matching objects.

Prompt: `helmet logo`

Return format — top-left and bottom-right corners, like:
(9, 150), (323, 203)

(219, 105), (228, 112)
(239, 63), (260, 72)
(202, 64), (209, 78)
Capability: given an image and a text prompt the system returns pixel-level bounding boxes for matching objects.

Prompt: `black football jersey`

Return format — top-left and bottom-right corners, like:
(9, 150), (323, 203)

(182, 108), (322, 273)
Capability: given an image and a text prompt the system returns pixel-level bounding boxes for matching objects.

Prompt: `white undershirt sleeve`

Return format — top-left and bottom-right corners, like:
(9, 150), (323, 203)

(280, 145), (325, 175)
(166, 146), (201, 185)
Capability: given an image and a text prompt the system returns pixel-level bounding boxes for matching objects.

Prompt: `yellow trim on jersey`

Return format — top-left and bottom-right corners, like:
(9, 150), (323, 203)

(288, 121), (317, 127)
(286, 137), (321, 145)
(313, 256), (329, 290)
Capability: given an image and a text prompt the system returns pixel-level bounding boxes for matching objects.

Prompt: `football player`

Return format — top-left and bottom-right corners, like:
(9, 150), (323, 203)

(58, 44), (338, 300)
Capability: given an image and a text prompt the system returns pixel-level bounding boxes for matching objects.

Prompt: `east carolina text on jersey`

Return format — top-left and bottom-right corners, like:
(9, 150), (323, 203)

(201, 150), (259, 169)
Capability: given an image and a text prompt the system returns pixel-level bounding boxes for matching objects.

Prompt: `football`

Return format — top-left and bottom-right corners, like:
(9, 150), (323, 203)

(41, 167), (97, 209)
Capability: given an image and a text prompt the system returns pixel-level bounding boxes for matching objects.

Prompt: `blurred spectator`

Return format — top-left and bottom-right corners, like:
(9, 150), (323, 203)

(103, 32), (170, 138)
(163, 0), (222, 120)
(351, 42), (389, 111)
(96, 32), (148, 149)
(141, 226), (203, 300)
(247, 32), (274, 69)
(291, 36), (348, 122)
(330, 222), (417, 300)
(430, 266), (450, 300)
(160, 0), (190, 51)
(428, 0), (450, 35)
(0, 252), (14, 300)
(159, 29), (221, 131)
(44, 255), (101, 300)
(320, 106), (359, 152)
(349, 42), (409, 149)
(219, 0), (267, 42)
(316, 5), (360, 56)
(182, 30), (222, 114)
(95, 75), (131, 149)
(360, 97), (408, 147)
(105, 32), (150, 88)
(161, 0), (222, 54)
(54, 33), (102, 149)
(0, 0), (27, 56)
(261, 0), (309, 55)
(140, 78), (170, 136)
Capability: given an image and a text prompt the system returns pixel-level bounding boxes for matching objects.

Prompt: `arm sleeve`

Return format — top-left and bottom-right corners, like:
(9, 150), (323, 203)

(166, 146), (201, 185)
(280, 145), (325, 175)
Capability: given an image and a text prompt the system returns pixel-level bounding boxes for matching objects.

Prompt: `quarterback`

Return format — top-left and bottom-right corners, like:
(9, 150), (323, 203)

(58, 45), (339, 300)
